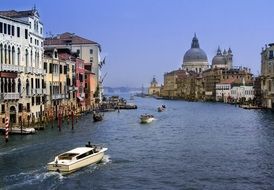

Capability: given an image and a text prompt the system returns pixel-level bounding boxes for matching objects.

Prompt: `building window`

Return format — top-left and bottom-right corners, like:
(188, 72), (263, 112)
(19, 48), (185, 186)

(10, 25), (14, 36)
(269, 50), (273, 59)
(0, 22), (2, 33)
(44, 62), (47, 73)
(1, 104), (5, 114)
(30, 37), (32, 43)
(76, 49), (80, 56)
(27, 103), (30, 112)
(25, 29), (28, 39)
(4, 23), (7, 34)
(19, 103), (23, 112)
(7, 24), (10, 35)
(40, 27), (43, 35)
(17, 27), (20, 37)
(60, 65), (63, 74)
(90, 49), (93, 54)
(49, 63), (53, 73)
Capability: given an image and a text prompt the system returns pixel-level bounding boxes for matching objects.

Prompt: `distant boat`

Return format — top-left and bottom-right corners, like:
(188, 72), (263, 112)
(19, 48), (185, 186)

(158, 105), (166, 112)
(140, 114), (155, 124)
(47, 143), (108, 174)
(93, 112), (104, 122)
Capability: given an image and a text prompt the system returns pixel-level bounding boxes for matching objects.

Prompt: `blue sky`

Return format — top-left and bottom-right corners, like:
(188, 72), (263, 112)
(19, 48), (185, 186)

(1, 0), (274, 87)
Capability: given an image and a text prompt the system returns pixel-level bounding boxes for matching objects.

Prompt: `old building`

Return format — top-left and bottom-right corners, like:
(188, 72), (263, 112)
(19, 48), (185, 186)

(161, 70), (183, 98)
(43, 48), (69, 119)
(0, 8), (44, 127)
(261, 43), (274, 108)
(44, 32), (103, 104)
(148, 76), (161, 96)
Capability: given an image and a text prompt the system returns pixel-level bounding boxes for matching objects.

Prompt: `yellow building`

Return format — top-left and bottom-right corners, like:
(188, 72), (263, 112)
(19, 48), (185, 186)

(43, 48), (72, 119)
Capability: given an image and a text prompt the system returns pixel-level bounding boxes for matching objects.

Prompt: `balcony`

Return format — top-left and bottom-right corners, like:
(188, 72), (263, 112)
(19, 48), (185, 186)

(52, 94), (62, 100)
(36, 89), (43, 94)
(2, 93), (20, 100)
(26, 66), (33, 73)
(42, 89), (47, 94)
(1, 64), (24, 72)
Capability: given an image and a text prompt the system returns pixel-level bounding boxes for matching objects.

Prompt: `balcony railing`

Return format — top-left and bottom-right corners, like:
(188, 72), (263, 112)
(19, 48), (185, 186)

(2, 93), (20, 100)
(52, 94), (62, 100)
(42, 89), (47, 94)
(26, 66), (33, 73)
(36, 89), (43, 94)
(1, 64), (24, 72)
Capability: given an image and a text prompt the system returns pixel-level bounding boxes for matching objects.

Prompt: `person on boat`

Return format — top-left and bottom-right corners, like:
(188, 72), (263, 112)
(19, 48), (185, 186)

(86, 141), (92, 147)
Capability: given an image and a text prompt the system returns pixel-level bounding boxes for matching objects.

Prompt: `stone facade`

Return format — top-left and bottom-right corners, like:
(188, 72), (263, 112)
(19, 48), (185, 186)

(0, 8), (44, 127)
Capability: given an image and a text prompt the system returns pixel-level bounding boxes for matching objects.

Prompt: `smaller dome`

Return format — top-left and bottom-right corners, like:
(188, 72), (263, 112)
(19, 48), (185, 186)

(212, 55), (226, 65)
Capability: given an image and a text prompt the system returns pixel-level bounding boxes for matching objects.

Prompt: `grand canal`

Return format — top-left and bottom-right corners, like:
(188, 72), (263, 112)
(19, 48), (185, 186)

(1, 96), (274, 189)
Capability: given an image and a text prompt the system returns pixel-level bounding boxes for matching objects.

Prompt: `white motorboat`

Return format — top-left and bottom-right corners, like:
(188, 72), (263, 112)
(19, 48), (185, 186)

(140, 114), (155, 124)
(0, 127), (35, 134)
(47, 143), (108, 174)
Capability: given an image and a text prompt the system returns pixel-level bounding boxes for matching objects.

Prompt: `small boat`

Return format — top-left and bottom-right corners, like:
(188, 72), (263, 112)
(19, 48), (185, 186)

(140, 114), (155, 124)
(157, 105), (166, 112)
(47, 142), (108, 174)
(0, 127), (35, 134)
(93, 112), (103, 122)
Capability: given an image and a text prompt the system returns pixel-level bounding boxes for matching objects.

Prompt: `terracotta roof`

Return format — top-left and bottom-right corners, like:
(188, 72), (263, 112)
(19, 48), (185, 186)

(0, 9), (38, 18)
(219, 78), (236, 84)
(44, 32), (99, 45)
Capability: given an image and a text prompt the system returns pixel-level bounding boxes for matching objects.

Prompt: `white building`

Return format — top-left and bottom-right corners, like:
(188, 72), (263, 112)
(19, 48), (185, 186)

(216, 83), (231, 102)
(231, 86), (254, 102)
(0, 8), (44, 126)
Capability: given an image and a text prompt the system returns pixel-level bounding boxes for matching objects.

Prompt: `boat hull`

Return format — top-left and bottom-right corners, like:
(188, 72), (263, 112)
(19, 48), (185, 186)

(140, 117), (154, 124)
(47, 148), (107, 174)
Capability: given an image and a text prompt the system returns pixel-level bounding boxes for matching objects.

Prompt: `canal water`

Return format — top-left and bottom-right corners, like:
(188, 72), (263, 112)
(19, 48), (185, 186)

(1, 96), (274, 189)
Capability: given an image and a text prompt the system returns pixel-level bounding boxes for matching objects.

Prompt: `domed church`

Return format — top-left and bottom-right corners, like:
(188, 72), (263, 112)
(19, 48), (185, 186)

(212, 46), (233, 69)
(182, 34), (209, 73)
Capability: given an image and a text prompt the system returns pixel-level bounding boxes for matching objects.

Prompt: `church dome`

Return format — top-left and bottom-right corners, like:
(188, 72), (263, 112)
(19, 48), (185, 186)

(183, 34), (208, 63)
(212, 46), (226, 65)
(212, 55), (226, 65)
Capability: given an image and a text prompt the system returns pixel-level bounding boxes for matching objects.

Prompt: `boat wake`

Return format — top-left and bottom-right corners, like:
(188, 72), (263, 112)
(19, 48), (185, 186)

(4, 167), (65, 189)
(101, 154), (112, 164)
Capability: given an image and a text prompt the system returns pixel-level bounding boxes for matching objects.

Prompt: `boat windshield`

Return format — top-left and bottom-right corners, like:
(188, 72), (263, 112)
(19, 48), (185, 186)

(58, 153), (78, 160)
(76, 150), (94, 160)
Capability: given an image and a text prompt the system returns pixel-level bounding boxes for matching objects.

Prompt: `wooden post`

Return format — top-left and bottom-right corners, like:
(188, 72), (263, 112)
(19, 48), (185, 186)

(5, 117), (9, 143)
(71, 111), (74, 130)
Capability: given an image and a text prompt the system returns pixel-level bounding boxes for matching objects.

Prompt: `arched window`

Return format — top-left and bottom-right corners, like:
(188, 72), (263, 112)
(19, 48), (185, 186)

(8, 46), (11, 64)
(25, 49), (29, 67)
(12, 79), (15, 92)
(37, 52), (39, 67)
(18, 78), (21, 94)
(26, 79), (29, 96)
(12, 46), (15, 65)
(31, 50), (33, 66)
(8, 79), (12, 92)
(4, 78), (7, 93)
(4, 45), (7, 64)
(17, 48), (20, 65)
